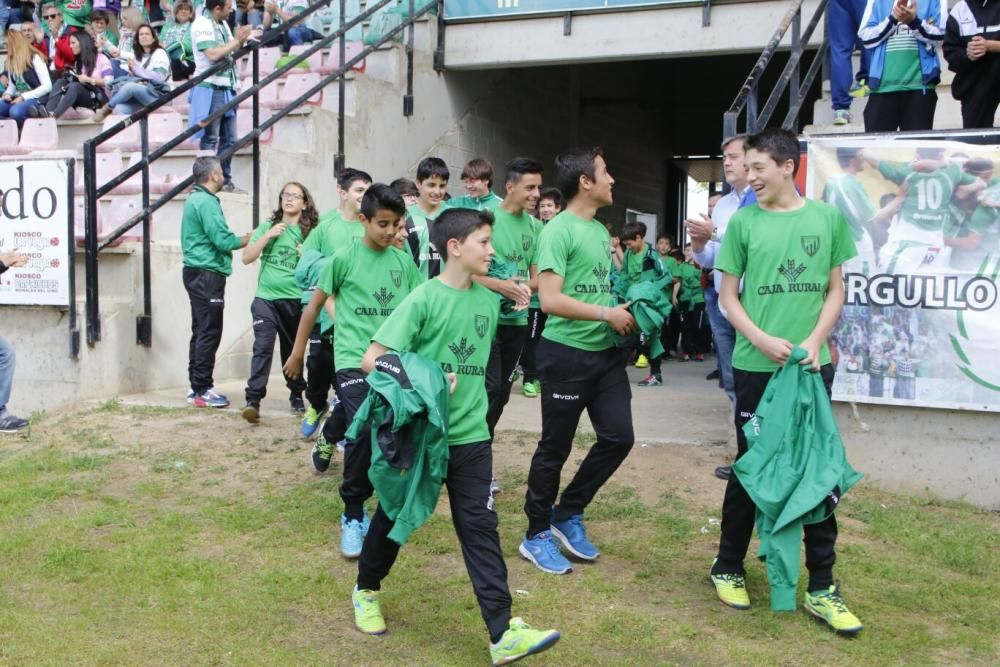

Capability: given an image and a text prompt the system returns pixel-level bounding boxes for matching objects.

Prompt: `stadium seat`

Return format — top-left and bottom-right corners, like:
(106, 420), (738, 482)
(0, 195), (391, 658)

(240, 46), (283, 78)
(289, 43), (323, 72)
(148, 111), (201, 150)
(105, 196), (149, 244)
(269, 73), (322, 109)
(74, 151), (142, 196)
(236, 106), (274, 144)
(0, 119), (28, 155)
(320, 40), (365, 74)
(124, 153), (174, 195)
(59, 107), (96, 120)
(15, 118), (59, 151)
(240, 76), (280, 109)
(99, 116), (141, 153)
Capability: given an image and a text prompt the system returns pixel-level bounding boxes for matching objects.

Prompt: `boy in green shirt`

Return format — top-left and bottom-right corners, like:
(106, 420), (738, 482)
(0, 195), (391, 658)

(621, 220), (670, 386)
(180, 157), (250, 409)
(352, 208), (560, 666)
(284, 184), (422, 559)
(711, 128), (863, 635)
(521, 187), (562, 397)
(296, 167), (371, 441)
(472, 158), (540, 437)
(671, 244), (710, 362)
(240, 181), (318, 422)
(520, 147), (637, 576)
(404, 157), (450, 278)
(449, 157), (504, 210)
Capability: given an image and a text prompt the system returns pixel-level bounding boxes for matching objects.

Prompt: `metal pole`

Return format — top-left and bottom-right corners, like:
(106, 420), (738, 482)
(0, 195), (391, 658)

(66, 158), (80, 359)
(138, 116), (152, 346)
(790, 7), (801, 126)
(252, 45), (261, 229)
(336, 0), (346, 173)
(84, 142), (101, 344)
(434, 0), (445, 72)
(747, 81), (759, 132)
(404, 0), (414, 115)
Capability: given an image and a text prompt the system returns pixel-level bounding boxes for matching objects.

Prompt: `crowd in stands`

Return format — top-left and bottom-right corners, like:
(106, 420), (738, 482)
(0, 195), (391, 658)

(0, 0), (325, 141)
(829, 0), (999, 130)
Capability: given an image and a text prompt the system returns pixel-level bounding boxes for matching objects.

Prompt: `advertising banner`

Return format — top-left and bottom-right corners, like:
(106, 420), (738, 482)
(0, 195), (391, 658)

(808, 138), (1000, 412)
(0, 159), (73, 307)
(444, 0), (688, 20)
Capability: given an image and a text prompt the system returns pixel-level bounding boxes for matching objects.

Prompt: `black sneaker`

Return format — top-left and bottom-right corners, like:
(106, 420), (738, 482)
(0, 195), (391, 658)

(706, 369), (721, 381)
(0, 413), (29, 433)
(242, 402), (260, 424)
(289, 392), (306, 414)
(714, 465), (732, 481)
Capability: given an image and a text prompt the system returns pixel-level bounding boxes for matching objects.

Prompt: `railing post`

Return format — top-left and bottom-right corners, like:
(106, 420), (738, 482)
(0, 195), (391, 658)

(83, 142), (101, 345)
(790, 7), (802, 128)
(404, 0), (414, 115)
(252, 45), (261, 229)
(66, 158), (80, 359)
(722, 111), (738, 144)
(747, 81), (759, 132)
(336, 0), (346, 173)
(137, 117), (152, 346)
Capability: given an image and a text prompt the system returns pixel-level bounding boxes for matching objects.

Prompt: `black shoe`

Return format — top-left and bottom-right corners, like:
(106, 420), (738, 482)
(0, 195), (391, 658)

(242, 402), (260, 424)
(706, 369), (721, 381)
(714, 465), (732, 481)
(0, 413), (29, 433)
(289, 392), (306, 414)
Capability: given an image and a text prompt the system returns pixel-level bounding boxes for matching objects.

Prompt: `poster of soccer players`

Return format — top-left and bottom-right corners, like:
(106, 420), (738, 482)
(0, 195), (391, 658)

(807, 138), (1000, 412)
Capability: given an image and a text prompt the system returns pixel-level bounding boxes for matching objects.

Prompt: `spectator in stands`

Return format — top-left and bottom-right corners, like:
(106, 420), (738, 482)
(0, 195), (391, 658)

(263, 0), (322, 52)
(160, 0), (195, 80)
(92, 23), (170, 120)
(236, 0), (265, 28)
(45, 29), (111, 117)
(103, 6), (144, 64)
(22, 19), (47, 58)
(0, 27), (52, 126)
(858, 0), (946, 132)
(182, 156), (251, 408)
(829, 0), (870, 125)
(87, 10), (119, 49)
(189, 0), (253, 194)
(38, 2), (76, 73)
(53, 0), (92, 29)
(943, 0), (1000, 129)
(0, 249), (30, 434)
(0, 1), (9, 50)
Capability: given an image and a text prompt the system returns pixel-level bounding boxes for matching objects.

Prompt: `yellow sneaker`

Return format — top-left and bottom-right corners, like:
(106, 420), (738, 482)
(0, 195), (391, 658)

(635, 354), (649, 369)
(710, 566), (751, 610)
(804, 584), (863, 635)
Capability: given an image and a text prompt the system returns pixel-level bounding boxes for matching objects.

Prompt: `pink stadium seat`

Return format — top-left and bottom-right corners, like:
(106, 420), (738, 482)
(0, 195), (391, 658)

(236, 106), (273, 144)
(124, 153), (174, 195)
(148, 111), (201, 150)
(0, 119), (28, 155)
(16, 118), (58, 151)
(320, 40), (365, 74)
(74, 151), (142, 196)
(105, 196), (149, 244)
(171, 95), (191, 115)
(289, 43), (323, 72)
(240, 46), (283, 78)
(59, 107), (96, 120)
(73, 196), (124, 248)
(99, 115), (140, 153)
(240, 76), (280, 109)
(268, 72), (322, 109)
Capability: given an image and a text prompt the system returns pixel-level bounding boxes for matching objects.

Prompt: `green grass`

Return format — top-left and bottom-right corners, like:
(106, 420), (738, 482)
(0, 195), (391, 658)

(0, 405), (997, 666)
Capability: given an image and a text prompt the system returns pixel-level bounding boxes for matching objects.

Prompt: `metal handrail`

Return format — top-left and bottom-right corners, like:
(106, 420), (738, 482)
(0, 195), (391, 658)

(723, 0), (828, 139)
(82, 0), (443, 346)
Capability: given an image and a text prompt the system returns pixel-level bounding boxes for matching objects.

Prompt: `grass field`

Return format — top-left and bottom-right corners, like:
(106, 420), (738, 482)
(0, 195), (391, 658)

(0, 402), (997, 666)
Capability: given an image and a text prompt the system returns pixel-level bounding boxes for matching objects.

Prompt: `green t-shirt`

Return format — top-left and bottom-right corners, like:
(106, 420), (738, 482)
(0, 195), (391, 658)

(304, 209), (364, 257)
(537, 211), (614, 352)
(529, 218), (546, 309)
(950, 179), (1000, 272)
(623, 243), (650, 286)
(879, 161), (978, 232)
(250, 219), (304, 300)
(878, 29), (922, 93)
(373, 279), (498, 446)
(660, 255), (679, 275)
(489, 206), (540, 325)
(822, 173), (875, 242)
(715, 200), (858, 372)
(677, 262), (704, 305)
(449, 192), (502, 211)
(321, 243), (422, 370)
(407, 202), (449, 278)
(58, 0), (92, 29)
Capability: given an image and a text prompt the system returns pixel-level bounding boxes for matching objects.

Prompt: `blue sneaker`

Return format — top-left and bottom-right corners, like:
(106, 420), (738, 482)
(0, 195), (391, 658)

(193, 388), (230, 408)
(519, 530), (572, 575)
(550, 513), (599, 561)
(186, 388), (195, 404)
(341, 512), (370, 559)
(300, 404), (327, 438)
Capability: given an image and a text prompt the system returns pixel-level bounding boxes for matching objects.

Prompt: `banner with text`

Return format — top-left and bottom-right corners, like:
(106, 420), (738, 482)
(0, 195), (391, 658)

(807, 138), (1000, 412)
(0, 159), (72, 307)
(444, 0), (689, 20)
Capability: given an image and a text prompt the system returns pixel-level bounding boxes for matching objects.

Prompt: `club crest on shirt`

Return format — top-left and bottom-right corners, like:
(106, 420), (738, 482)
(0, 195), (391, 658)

(475, 314), (490, 338)
(522, 234), (533, 252)
(390, 269), (402, 288)
(801, 235), (820, 257)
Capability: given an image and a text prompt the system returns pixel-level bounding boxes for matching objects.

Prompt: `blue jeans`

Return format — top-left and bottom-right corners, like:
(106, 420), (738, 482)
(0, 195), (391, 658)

(0, 98), (43, 127)
(108, 81), (161, 114)
(286, 25), (322, 47)
(828, 0), (870, 111)
(194, 87), (237, 185)
(703, 285), (736, 404)
(0, 336), (14, 417)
